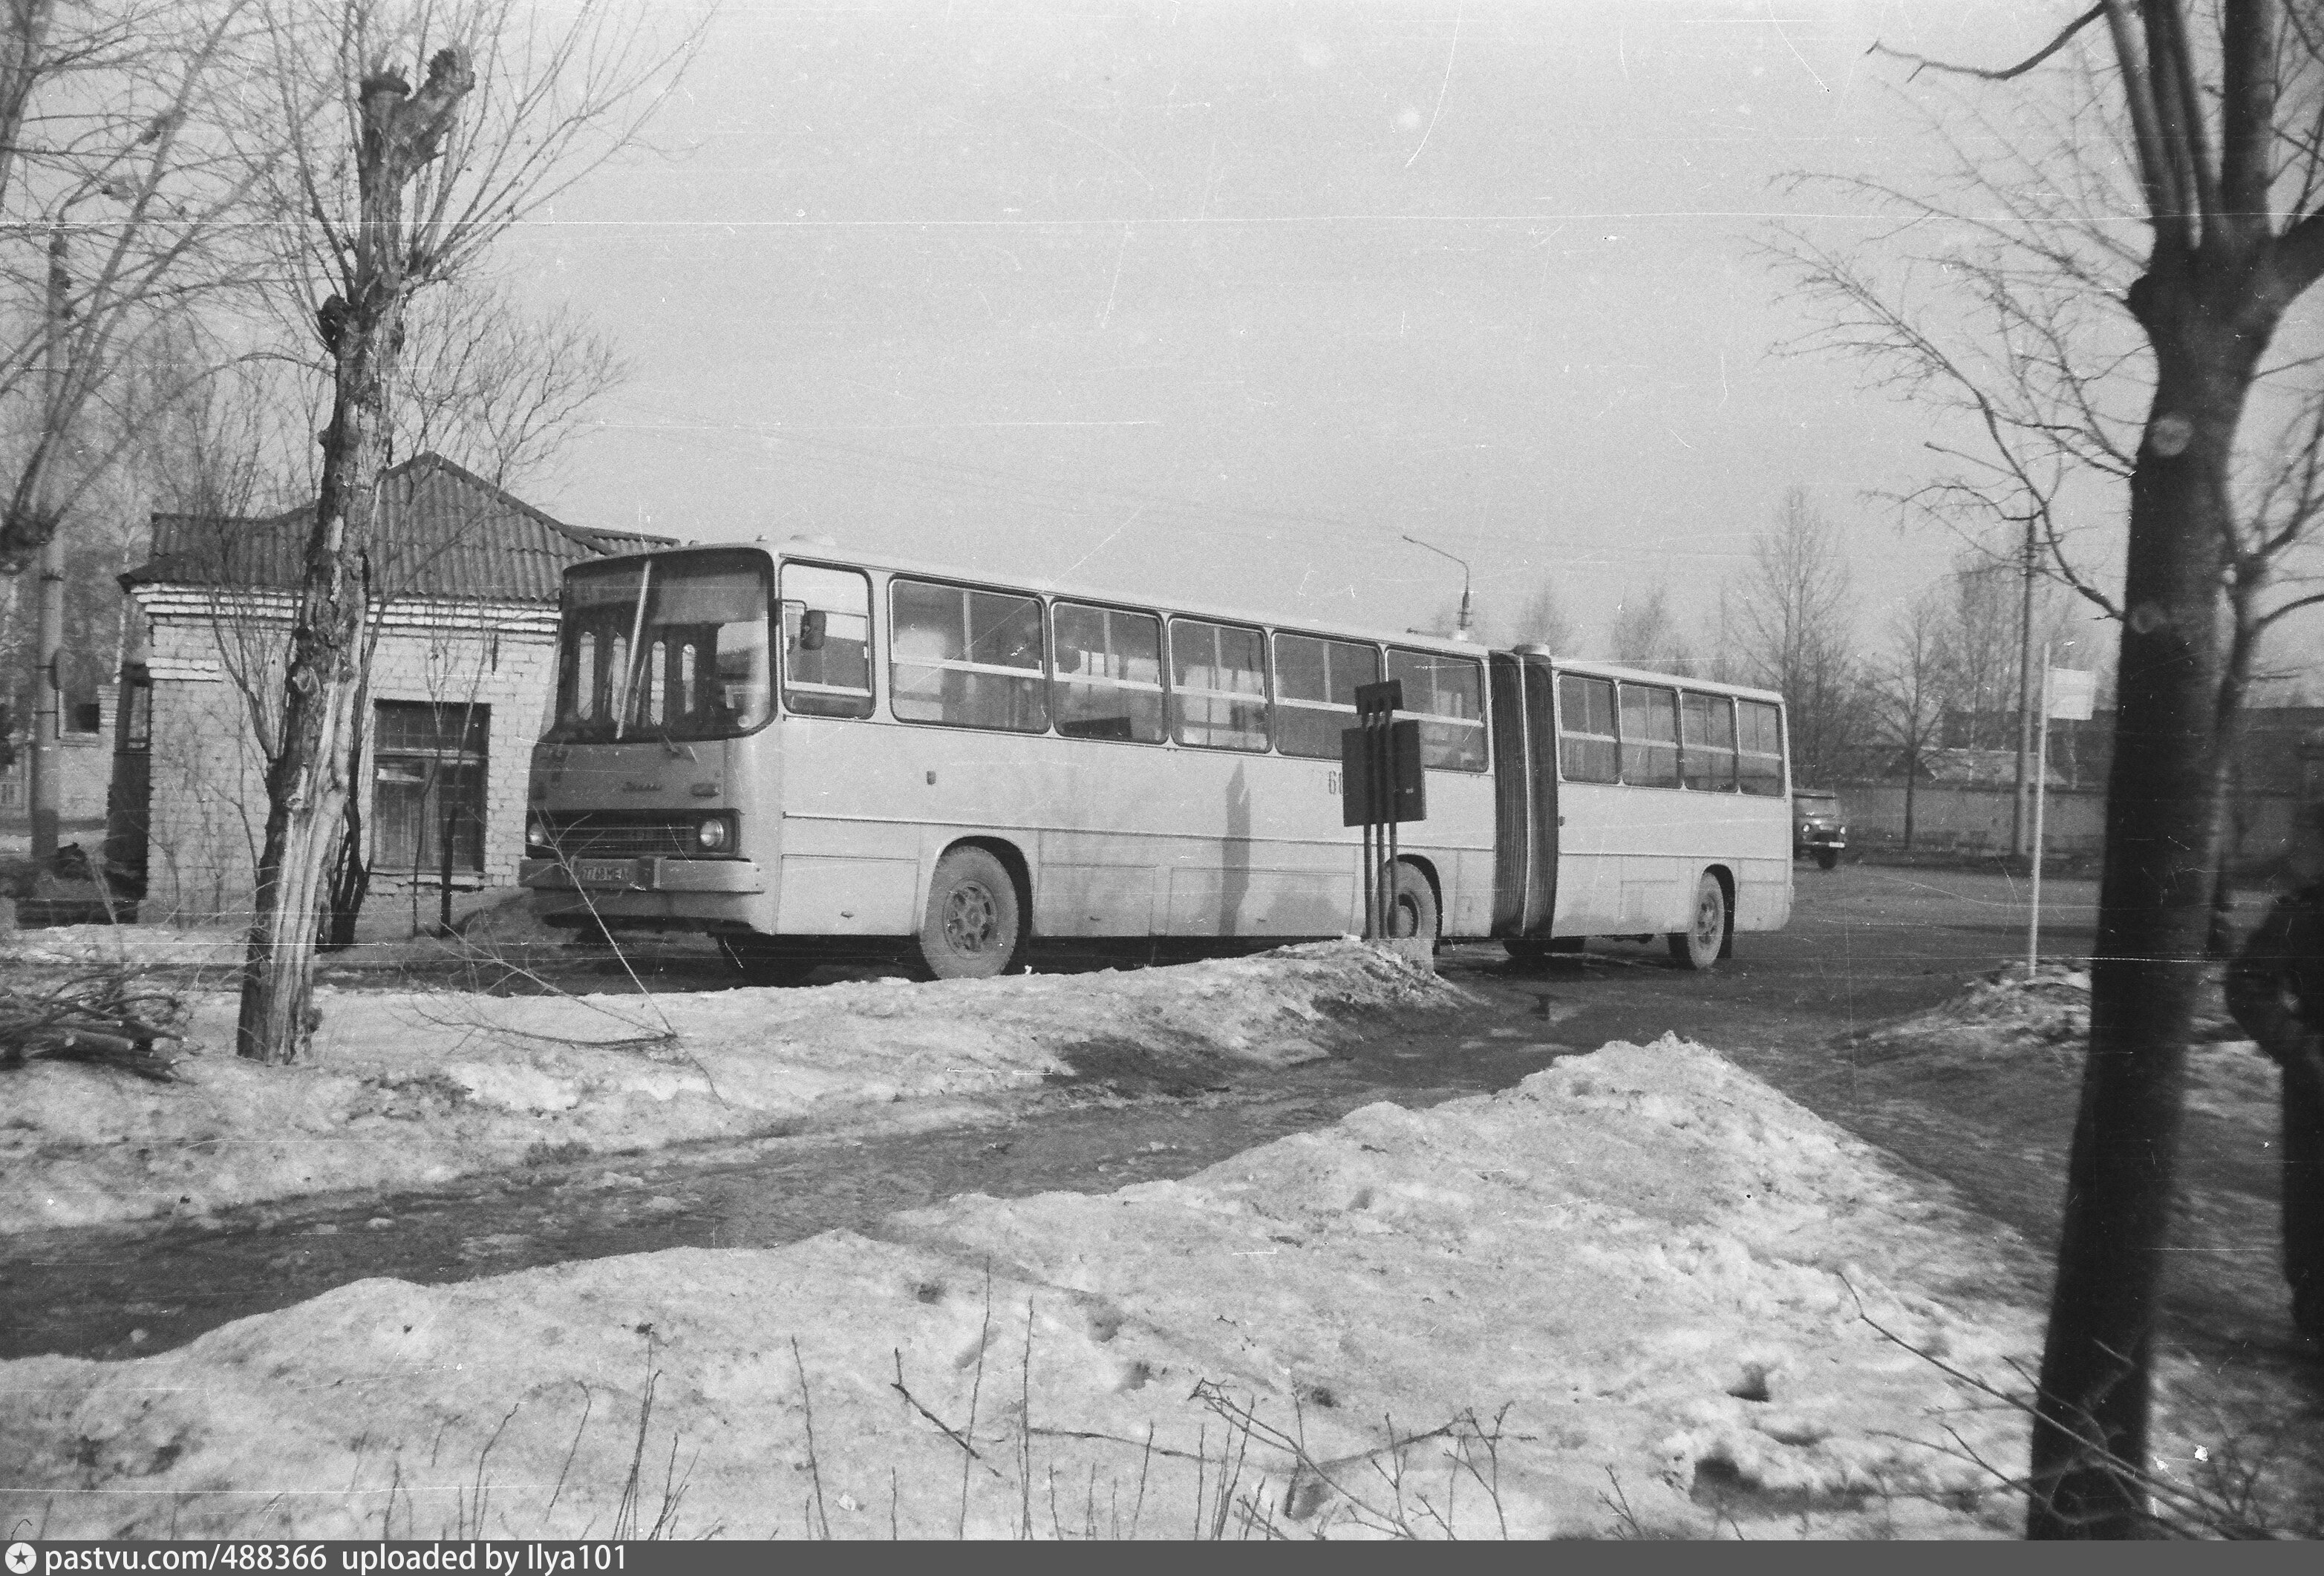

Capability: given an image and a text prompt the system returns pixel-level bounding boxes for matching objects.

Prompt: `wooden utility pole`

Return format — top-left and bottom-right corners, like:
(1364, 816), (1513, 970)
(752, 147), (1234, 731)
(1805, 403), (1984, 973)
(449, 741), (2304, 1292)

(26, 228), (67, 863)
(2012, 513), (2036, 859)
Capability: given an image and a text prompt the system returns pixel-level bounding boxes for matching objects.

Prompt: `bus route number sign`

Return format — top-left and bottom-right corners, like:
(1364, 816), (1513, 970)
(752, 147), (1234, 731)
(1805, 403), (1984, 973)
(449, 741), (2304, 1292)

(1340, 718), (1426, 826)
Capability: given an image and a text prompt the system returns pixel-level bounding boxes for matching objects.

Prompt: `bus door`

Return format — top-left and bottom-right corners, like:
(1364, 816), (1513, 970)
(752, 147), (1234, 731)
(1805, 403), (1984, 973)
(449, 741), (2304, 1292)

(1488, 650), (1558, 937)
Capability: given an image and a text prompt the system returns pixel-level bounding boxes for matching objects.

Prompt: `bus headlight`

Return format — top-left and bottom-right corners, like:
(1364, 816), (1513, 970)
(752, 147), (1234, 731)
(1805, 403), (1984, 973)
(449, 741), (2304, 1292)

(526, 816), (553, 856)
(694, 814), (734, 853)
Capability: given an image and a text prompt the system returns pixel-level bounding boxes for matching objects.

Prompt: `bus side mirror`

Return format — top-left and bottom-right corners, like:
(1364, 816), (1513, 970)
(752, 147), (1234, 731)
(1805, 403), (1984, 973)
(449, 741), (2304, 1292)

(799, 609), (828, 652)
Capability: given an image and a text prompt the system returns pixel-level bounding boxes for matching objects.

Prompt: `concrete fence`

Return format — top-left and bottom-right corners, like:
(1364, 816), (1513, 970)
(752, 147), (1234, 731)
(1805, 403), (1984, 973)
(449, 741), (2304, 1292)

(1837, 781), (2304, 872)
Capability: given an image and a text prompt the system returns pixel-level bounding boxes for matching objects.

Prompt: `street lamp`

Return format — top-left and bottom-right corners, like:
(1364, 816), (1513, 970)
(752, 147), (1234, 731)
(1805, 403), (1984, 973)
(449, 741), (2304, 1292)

(1402, 534), (1473, 641)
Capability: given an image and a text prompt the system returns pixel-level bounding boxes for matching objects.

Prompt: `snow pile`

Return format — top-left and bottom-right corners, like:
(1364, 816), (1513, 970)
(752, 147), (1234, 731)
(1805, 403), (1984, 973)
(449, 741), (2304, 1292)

(0, 941), (1451, 1235)
(1855, 964), (2279, 1130)
(0, 1037), (2039, 1540)
(0, 923), (247, 972)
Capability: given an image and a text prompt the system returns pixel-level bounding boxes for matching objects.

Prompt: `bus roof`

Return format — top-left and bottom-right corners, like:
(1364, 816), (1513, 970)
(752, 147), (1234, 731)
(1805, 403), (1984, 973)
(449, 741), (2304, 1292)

(566, 538), (1784, 704)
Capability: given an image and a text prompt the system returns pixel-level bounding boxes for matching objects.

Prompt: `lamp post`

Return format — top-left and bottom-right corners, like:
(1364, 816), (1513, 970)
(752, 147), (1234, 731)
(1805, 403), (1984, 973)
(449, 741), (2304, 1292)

(1401, 534), (1473, 641)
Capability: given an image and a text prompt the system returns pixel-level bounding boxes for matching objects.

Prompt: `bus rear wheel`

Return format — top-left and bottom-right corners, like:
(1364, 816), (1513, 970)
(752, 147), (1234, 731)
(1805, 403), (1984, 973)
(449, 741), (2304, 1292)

(1667, 872), (1728, 971)
(919, 847), (1025, 980)
(1385, 862), (1438, 944)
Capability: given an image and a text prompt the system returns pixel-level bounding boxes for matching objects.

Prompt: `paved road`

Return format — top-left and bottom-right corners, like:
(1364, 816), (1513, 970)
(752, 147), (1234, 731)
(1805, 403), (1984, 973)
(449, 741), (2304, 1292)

(6, 860), (2101, 1364)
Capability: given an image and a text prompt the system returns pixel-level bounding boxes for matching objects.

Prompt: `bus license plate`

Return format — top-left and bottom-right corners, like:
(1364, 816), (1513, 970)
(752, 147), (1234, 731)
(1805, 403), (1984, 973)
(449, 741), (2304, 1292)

(575, 858), (639, 888)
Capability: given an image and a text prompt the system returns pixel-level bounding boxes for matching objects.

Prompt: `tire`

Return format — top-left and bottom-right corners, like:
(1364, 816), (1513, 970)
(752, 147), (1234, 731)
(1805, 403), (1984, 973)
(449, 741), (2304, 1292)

(1815, 847), (1840, 872)
(716, 935), (818, 986)
(1385, 861), (1439, 944)
(1667, 872), (1729, 971)
(918, 846), (1025, 980)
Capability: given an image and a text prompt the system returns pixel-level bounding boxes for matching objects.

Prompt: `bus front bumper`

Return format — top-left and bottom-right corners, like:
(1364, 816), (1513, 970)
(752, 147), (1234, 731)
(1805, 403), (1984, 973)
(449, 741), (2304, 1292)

(520, 856), (768, 895)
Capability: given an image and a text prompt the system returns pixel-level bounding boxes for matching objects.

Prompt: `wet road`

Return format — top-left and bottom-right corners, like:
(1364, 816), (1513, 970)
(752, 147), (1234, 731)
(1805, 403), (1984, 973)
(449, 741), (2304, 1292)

(7, 862), (2105, 1364)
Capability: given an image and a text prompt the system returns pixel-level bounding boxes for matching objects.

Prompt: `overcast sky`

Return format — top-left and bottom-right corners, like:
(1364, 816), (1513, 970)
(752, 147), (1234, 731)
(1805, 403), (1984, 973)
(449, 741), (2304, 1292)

(500, 0), (2157, 666)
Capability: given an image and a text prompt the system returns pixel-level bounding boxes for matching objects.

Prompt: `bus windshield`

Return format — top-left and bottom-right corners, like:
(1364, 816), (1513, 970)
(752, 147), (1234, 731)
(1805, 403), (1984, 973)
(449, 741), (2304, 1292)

(549, 551), (772, 742)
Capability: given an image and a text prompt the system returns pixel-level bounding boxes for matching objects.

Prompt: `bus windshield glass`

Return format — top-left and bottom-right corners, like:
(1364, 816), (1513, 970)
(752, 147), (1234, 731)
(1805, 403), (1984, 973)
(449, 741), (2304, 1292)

(549, 551), (772, 742)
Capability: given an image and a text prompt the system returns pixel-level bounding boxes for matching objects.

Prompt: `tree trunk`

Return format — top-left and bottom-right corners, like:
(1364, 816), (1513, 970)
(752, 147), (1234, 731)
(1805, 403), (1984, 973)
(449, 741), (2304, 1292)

(1903, 762), (1916, 851)
(2026, 301), (2255, 1537)
(235, 52), (472, 1063)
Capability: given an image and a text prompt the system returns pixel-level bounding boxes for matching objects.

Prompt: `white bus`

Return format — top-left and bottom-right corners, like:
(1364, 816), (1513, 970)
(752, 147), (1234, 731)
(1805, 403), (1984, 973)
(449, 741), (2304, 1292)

(520, 544), (1792, 979)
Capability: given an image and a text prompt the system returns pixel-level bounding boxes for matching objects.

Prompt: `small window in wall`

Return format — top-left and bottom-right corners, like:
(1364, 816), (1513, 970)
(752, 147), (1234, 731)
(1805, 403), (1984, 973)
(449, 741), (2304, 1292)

(1619, 684), (1680, 788)
(1388, 648), (1487, 771)
(1738, 699), (1786, 797)
(1556, 673), (1618, 783)
(1680, 691), (1737, 791)
(1274, 634), (1380, 759)
(1170, 618), (1269, 751)
(1053, 602), (1164, 742)
(373, 702), (488, 877)
(65, 695), (102, 735)
(890, 578), (1048, 732)
(117, 674), (151, 754)
(780, 563), (875, 719)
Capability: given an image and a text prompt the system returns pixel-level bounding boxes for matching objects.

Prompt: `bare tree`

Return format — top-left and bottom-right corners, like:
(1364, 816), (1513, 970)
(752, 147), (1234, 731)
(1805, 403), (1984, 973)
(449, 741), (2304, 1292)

(1727, 488), (1863, 785)
(1782, 1), (2324, 1535)
(1866, 586), (1955, 849)
(1604, 581), (1696, 676)
(234, 0), (695, 1065)
(1501, 578), (1578, 654)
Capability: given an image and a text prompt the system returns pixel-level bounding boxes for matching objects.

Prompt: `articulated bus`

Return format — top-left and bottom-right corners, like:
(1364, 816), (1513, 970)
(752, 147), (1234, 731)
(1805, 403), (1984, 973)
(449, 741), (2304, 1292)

(520, 543), (1793, 979)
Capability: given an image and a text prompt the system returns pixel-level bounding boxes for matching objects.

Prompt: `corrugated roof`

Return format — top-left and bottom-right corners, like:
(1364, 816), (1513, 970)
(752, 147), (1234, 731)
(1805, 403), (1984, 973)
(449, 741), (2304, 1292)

(124, 453), (673, 604)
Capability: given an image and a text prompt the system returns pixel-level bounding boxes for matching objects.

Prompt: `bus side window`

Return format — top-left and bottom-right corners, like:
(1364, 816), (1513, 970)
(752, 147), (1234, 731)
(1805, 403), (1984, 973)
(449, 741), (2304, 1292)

(1556, 674), (1617, 782)
(1737, 699), (1786, 795)
(1386, 648), (1486, 771)
(1275, 633), (1380, 759)
(1618, 684), (1680, 788)
(890, 577), (1049, 733)
(1680, 691), (1737, 791)
(1054, 602), (1164, 742)
(780, 563), (875, 719)
(1170, 618), (1269, 751)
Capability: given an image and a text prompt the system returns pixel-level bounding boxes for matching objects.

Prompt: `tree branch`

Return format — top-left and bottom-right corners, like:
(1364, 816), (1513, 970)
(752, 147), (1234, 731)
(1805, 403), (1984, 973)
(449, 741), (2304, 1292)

(1870, 4), (2105, 83)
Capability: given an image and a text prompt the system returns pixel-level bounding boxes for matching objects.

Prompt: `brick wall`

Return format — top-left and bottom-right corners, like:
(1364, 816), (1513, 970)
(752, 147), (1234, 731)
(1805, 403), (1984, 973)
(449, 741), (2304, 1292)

(136, 595), (558, 923)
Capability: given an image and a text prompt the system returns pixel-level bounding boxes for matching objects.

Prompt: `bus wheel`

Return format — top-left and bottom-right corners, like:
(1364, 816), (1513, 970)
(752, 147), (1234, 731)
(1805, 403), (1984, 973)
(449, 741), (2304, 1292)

(1667, 873), (1728, 971)
(920, 847), (1025, 979)
(717, 936), (818, 986)
(1386, 863), (1439, 944)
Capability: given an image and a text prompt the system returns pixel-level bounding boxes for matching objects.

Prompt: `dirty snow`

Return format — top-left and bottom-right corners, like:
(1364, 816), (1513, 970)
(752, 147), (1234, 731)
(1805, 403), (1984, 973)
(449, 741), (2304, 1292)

(0, 940), (1451, 1235)
(1855, 962), (2282, 1130)
(0, 1037), (2040, 1540)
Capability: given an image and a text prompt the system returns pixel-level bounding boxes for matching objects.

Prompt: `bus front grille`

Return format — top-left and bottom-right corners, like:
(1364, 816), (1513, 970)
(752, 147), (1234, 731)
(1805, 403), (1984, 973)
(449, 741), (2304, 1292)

(537, 811), (706, 860)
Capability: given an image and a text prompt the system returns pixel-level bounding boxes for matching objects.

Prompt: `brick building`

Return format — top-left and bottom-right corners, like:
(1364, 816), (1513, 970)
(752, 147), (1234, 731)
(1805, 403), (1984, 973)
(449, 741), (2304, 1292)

(116, 454), (666, 922)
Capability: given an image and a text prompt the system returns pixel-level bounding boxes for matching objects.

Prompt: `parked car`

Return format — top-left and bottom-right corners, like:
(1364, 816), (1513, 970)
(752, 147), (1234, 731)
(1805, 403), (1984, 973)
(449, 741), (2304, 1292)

(1793, 788), (1846, 870)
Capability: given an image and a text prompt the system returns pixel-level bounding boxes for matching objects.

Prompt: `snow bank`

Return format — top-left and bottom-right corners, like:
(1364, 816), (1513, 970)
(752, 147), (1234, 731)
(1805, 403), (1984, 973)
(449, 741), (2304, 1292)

(0, 1037), (2039, 1540)
(0, 941), (1450, 1235)
(1857, 964), (2279, 1129)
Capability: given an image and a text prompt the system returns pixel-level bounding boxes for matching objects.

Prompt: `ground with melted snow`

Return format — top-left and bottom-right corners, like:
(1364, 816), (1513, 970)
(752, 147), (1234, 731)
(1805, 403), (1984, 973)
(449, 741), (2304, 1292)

(0, 939), (1448, 1233)
(1, 1037), (2040, 1540)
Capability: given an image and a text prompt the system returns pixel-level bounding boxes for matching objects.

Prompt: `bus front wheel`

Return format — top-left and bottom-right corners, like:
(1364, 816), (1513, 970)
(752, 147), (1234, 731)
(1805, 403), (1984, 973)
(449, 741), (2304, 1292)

(919, 847), (1025, 980)
(1667, 873), (1728, 971)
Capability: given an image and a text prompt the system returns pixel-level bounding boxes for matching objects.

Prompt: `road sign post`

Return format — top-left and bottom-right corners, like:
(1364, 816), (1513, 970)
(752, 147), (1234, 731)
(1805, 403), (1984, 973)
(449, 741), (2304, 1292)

(1342, 680), (1426, 939)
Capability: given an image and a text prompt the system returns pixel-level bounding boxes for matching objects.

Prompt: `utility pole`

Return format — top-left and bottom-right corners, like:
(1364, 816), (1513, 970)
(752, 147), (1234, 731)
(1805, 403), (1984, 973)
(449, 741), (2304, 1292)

(27, 228), (67, 863)
(2011, 512), (2036, 860)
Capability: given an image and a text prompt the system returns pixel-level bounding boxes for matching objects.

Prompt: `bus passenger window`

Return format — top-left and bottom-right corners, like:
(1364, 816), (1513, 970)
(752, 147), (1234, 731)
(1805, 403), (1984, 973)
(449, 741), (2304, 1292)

(1387, 649), (1487, 771)
(1053, 602), (1164, 742)
(780, 563), (875, 719)
(890, 577), (1049, 733)
(1276, 634), (1380, 759)
(1170, 619), (1269, 751)
(1680, 691), (1737, 791)
(1737, 699), (1786, 796)
(1619, 684), (1680, 788)
(1556, 674), (1617, 782)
